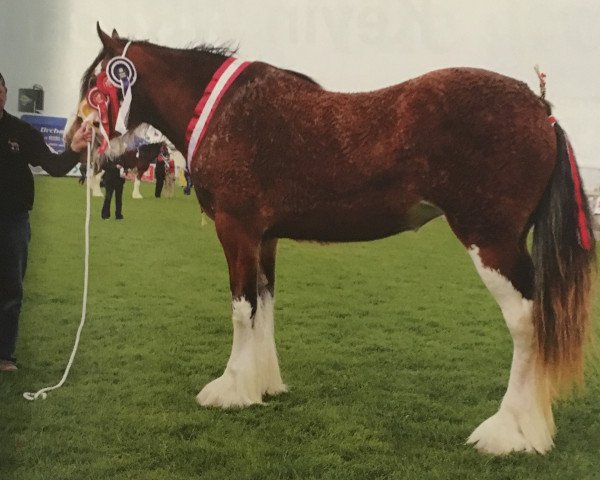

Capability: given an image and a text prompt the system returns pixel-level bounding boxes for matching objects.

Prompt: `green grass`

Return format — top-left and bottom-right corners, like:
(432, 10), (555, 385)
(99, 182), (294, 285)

(1, 176), (599, 480)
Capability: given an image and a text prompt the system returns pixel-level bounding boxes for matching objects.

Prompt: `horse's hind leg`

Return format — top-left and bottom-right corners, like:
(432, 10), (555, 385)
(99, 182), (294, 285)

(466, 242), (554, 454)
(196, 215), (264, 408)
(256, 238), (287, 396)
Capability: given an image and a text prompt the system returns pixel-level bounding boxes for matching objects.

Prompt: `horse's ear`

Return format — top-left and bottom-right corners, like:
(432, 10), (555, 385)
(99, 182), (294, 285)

(96, 22), (119, 53)
(111, 29), (120, 39)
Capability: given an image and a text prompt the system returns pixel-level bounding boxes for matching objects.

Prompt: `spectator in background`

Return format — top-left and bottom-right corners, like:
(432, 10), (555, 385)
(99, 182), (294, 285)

(183, 169), (193, 195)
(163, 158), (175, 198)
(154, 145), (169, 198)
(101, 161), (126, 220)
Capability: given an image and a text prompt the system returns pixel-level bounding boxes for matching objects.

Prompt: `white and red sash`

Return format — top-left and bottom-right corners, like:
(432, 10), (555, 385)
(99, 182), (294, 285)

(184, 57), (251, 171)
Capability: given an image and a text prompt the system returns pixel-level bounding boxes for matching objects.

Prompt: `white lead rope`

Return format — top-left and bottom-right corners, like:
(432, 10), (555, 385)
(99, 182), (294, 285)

(23, 130), (94, 401)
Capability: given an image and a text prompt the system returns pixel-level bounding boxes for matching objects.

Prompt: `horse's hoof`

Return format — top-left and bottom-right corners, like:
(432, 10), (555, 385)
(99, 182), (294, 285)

(467, 410), (553, 455)
(196, 371), (263, 408)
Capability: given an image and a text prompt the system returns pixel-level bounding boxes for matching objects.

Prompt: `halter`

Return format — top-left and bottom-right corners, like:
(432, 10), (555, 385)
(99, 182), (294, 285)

(85, 41), (137, 153)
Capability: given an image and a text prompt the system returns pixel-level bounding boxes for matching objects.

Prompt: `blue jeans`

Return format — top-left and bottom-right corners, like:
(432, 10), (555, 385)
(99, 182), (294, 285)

(0, 212), (30, 362)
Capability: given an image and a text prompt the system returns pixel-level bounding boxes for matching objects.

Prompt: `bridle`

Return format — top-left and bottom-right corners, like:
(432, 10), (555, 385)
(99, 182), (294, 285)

(81, 39), (252, 171)
(83, 41), (137, 153)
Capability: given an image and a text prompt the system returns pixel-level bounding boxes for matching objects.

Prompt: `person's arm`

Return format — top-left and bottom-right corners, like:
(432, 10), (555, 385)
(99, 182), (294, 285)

(25, 122), (92, 177)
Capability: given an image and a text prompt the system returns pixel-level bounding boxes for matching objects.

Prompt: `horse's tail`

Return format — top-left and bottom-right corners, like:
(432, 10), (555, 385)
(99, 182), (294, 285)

(531, 118), (596, 399)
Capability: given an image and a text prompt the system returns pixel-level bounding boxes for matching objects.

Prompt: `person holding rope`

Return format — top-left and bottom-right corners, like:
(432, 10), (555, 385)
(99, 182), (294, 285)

(0, 72), (92, 372)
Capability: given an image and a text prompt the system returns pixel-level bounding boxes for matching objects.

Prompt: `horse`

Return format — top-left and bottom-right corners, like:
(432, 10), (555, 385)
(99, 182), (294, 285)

(66, 116), (165, 198)
(70, 24), (596, 455)
(115, 141), (166, 198)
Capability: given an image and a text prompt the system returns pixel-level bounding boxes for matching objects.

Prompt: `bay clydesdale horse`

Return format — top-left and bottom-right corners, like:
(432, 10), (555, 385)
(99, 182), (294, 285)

(67, 24), (595, 455)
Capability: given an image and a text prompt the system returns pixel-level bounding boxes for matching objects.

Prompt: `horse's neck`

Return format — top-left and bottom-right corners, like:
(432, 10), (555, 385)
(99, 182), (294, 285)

(136, 51), (228, 153)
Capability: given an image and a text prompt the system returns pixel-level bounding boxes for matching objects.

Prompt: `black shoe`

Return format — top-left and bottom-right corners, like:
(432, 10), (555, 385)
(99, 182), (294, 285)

(116, 214), (124, 220)
(101, 214), (110, 220)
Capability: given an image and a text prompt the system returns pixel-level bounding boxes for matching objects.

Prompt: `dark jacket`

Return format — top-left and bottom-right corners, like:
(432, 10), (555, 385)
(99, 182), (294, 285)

(102, 163), (125, 188)
(0, 111), (80, 214)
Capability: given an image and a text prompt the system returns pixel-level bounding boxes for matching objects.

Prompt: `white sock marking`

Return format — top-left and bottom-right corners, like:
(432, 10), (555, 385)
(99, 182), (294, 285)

(197, 294), (286, 408)
(467, 246), (554, 454)
(255, 292), (287, 396)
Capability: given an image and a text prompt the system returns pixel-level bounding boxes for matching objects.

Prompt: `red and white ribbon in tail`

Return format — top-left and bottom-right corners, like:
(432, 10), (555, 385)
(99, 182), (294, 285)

(549, 115), (593, 250)
(185, 57), (251, 172)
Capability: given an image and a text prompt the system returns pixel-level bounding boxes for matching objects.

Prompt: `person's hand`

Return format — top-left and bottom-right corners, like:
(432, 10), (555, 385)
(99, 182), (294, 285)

(69, 122), (93, 153)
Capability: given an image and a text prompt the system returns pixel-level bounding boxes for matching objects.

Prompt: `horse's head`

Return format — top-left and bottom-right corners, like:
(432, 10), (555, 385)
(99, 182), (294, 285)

(77, 24), (147, 153)
(77, 24), (241, 161)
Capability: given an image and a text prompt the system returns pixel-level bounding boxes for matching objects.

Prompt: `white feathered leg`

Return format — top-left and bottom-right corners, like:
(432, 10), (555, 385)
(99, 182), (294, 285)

(196, 293), (287, 407)
(91, 171), (104, 197)
(466, 246), (554, 454)
(197, 298), (263, 408)
(255, 292), (287, 396)
(132, 178), (143, 199)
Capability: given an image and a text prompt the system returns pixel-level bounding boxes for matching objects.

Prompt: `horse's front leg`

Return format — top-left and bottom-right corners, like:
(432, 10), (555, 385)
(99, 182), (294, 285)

(196, 215), (263, 408)
(255, 238), (287, 397)
(91, 170), (104, 197)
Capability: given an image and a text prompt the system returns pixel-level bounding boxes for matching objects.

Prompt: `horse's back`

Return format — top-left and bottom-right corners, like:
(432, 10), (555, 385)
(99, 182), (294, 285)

(403, 68), (556, 243)
(203, 64), (556, 243)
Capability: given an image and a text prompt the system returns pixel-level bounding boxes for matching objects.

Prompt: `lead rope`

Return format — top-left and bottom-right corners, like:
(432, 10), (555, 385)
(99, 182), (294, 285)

(23, 128), (95, 401)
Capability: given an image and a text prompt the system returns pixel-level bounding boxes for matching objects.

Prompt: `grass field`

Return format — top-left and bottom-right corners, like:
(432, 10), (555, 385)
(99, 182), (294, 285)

(1, 176), (599, 480)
